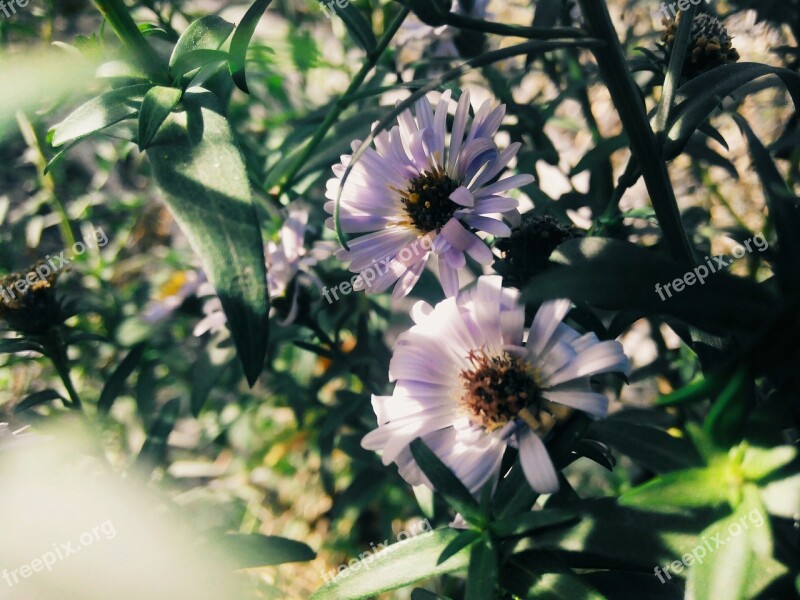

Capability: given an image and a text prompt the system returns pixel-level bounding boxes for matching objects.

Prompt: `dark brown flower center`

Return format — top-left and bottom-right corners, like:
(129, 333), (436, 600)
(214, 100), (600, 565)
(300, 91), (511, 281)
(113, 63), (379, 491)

(399, 166), (461, 233)
(459, 349), (542, 431)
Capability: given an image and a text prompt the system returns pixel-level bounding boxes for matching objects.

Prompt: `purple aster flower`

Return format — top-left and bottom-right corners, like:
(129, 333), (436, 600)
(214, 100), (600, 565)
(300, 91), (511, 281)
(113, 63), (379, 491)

(325, 90), (533, 298)
(361, 275), (630, 495)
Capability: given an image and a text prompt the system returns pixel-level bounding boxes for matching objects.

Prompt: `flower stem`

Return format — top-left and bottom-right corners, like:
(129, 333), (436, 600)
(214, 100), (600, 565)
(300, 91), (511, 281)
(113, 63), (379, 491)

(274, 6), (412, 198)
(92, 0), (169, 84)
(577, 0), (695, 268)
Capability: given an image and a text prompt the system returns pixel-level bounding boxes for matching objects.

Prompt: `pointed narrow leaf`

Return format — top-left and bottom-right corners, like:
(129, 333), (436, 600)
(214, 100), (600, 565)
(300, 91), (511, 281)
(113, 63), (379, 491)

(50, 84), (152, 147)
(666, 63), (800, 159)
(0, 339), (44, 354)
(138, 86), (182, 150)
(309, 529), (470, 600)
(465, 538), (497, 600)
(734, 114), (800, 291)
(219, 534), (315, 568)
(15, 389), (65, 413)
(135, 398), (181, 471)
(491, 509), (578, 539)
(98, 342), (147, 413)
(620, 465), (731, 510)
(503, 552), (608, 600)
(587, 420), (703, 473)
(437, 529), (481, 565)
(169, 15), (235, 68)
(170, 49), (229, 82)
(147, 90), (269, 385)
(686, 487), (779, 600)
(410, 438), (484, 525)
(229, 0), (274, 93)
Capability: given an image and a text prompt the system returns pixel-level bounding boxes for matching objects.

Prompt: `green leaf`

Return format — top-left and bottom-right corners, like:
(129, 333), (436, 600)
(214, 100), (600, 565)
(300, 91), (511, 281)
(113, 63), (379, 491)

(135, 360), (157, 426)
(490, 509), (578, 539)
(522, 238), (774, 334)
(97, 342), (146, 413)
(169, 15), (234, 68)
(523, 498), (711, 571)
(703, 367), (750, 447)
(741, 445), (797, 481)
(50, 83), (152, 147)
(170, 49), (229, 82)
(135, 397), (181, 472)
(666, 63), (800, 159)
(685, 487), (778, 600)
(229, 0), (274, 93)
(146, 90), (269, 386)
(96, 59), (150, 82)
(309, 528), (470, 600)
(15, 389), (65, 413)
(218, 534), (315, 568)
(502, 551), (607, 600)
(190, 342), (232, 416)
(620, 465), (732, 510)
(656, 370), (729, 406)
(410, 438), (484, 526)
(138, 86), (182, 150)
(0, 339), (44, 354)
(465, 538), (497, 600)
(321, 0), (377, 53)
(761, 473), (800, 519)
(587, 419), (703, 474)
(436, 529), (481, 565)
(733, 114), (800, 292)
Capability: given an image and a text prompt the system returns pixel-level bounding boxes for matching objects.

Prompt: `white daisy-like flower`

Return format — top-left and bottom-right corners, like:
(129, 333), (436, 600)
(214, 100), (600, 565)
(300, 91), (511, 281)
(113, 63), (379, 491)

(361, 276), (630, 495)
(194, 204), (331, 335)
(325, 90), (533, 298)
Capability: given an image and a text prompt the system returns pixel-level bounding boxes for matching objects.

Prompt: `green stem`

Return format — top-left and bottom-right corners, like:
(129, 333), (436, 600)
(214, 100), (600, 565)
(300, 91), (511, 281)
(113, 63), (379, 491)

(275, 6), (412, 197)
(577, 0), (694, 268)
(93, 0), (169, 84)
(445, 13), (588, 40)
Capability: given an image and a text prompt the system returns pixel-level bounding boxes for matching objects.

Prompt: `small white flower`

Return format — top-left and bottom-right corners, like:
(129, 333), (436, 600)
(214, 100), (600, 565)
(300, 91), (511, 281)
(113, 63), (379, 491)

(361, 276), (630, 495)
(326, 90), (532, 298)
